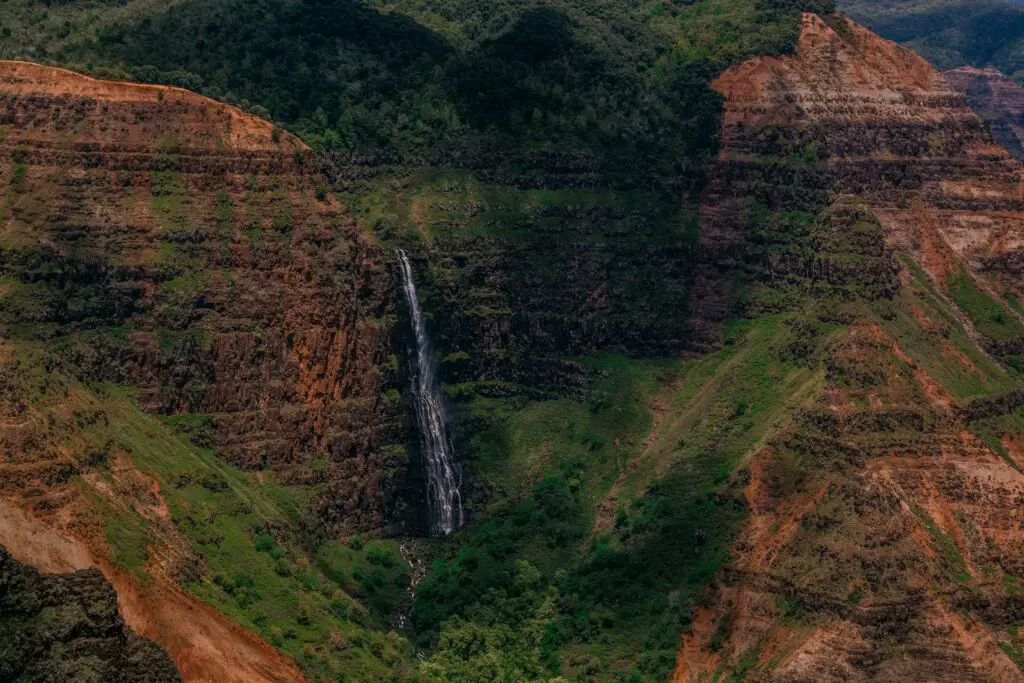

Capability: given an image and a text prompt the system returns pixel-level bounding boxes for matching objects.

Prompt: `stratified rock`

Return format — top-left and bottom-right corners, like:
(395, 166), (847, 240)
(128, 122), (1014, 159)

(676, 13), (1024, 683)
(711, 13), (1024, 291)
(946, 65), (1024, 162)
(0, 62), (405, 536)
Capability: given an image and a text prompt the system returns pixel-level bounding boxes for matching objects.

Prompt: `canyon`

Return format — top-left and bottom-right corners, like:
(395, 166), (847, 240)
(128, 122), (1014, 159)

(946, 65), (1024, 162)
(0, 4), (1021, 683)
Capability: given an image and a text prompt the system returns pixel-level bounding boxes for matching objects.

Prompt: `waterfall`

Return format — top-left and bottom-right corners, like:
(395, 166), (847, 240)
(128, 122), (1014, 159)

(395, 249), (463, 536)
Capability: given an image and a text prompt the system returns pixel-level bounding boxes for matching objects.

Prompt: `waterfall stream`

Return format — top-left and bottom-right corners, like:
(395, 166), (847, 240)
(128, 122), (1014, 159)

(396, 249), (463, 536)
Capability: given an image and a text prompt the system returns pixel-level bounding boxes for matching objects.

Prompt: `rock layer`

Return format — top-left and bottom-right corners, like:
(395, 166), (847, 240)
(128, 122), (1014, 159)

(946, 65), (1024, 162)
(677, 14), (1024, 682)
(0, 61), (412, 682)
(0, 61), (404, 536)
(713, 14), (1024, 288)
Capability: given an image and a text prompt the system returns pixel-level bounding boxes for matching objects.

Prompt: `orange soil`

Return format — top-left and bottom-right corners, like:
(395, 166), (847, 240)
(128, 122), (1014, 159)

(0, 60), (305, 152)
(0, 496), (305, 683)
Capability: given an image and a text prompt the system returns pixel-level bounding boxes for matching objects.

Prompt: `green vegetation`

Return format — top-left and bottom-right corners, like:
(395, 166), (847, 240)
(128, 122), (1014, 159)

(881, 256), (1017, 399)
(413, 313), (825, 680)
(317, 539), (410, 620)
(911, 505), (971, 583)
(214, 189), (233, 236)
(1002, 642), (1024, 670)
(842, 0), (1024, 79)
(1006, 292), (1024, 317)
(66, 382), (414, 678)
(1, 0), (827, 178)
(104, 514), (152, 578)
(948, 267), (1024, 342)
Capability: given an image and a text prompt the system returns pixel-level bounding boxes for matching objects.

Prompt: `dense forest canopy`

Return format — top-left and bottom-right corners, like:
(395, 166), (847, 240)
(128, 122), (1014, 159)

(4, 0), (826, 174)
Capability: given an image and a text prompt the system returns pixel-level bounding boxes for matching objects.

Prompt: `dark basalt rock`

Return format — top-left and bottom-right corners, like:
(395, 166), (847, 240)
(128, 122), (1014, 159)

(0, 546), (181, 683)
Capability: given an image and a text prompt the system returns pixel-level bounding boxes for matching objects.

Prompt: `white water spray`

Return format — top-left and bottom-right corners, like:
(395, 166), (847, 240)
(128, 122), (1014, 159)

(395, 249), (463, 536)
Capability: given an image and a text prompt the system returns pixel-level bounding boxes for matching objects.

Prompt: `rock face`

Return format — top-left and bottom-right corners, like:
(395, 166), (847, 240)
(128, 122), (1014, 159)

(946, 65), (1024, 162)
(677, 14), (1024, 682)
(702, 13), (1024, 332)
(317, 144), (703, 398)
(713, 14), (1023, 282)
(0, 59), (412, 682)
(0, 544), (181, 682)
(0, 61), (405, 536)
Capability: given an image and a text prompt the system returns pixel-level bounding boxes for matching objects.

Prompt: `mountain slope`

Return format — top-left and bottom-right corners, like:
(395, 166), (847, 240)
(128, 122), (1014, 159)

(675, 14), (1024, 681)
(1, 3), (1023, 683)
(946, 65), (1024, 161)
(0, 60), (415, 681)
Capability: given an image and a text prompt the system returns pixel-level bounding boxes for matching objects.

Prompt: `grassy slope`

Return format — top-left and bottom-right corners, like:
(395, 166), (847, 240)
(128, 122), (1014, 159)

(51, 377), (414, 680)
(408, 315), (832, 681)
(890, 256), (1019, 399)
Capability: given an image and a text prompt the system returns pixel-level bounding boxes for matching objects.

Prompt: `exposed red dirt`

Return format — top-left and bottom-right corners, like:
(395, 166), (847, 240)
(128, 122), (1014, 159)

(0, 496), (305, 683)
(0, 60), (304, 152)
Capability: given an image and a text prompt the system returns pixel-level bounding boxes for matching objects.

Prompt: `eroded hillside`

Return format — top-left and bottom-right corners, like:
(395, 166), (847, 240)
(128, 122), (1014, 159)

(676, 14), (1024, 681)
(1, 6), (1023, 683)
(0, 61), (416, 681)
(946, 66), (1024, 162)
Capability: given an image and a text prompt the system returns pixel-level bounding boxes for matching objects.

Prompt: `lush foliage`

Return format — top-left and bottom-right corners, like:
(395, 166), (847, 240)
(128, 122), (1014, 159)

(948, 266), (1024, 342)
(3, 0), (821, 177)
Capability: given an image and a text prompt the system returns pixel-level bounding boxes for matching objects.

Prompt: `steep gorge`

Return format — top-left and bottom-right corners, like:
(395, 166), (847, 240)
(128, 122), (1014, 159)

(1, 6), (1023, 683)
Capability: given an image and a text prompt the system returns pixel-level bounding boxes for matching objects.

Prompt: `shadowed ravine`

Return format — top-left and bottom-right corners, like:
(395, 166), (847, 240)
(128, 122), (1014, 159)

(396, 249), (463, 536)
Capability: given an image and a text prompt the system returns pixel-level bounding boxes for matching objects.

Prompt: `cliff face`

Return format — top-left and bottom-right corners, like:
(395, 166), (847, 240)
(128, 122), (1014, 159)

(0, 61), (403, 536)
(316, 159), (701, 397)
(713, 14), (1022, 280)
(677, 14), (1024, 682)
(946, 65), (1024, 162)
(705, 14), (1024, 346)
(0, 61), (413, 681)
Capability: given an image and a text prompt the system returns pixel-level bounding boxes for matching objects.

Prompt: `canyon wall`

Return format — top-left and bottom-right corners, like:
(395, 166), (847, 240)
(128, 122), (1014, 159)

(677, 14), (1024, 682)
(0, 61), (405, 536)
(946, 65), (1024, 162)
(0, 61), (417, 681)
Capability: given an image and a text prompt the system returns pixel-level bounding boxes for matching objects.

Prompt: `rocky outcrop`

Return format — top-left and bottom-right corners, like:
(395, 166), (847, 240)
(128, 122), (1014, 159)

(712, 14), (1024, 283)
(0, 544), (181, 682)
(946, 66), (1024, 162)
(0, 61), (406, 536)
(677, 14), (1024, 682)
(698, 13), (1024, 344)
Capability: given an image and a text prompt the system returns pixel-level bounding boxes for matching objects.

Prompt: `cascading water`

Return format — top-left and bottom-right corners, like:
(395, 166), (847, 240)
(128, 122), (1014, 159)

(395, 249), (463, 536)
